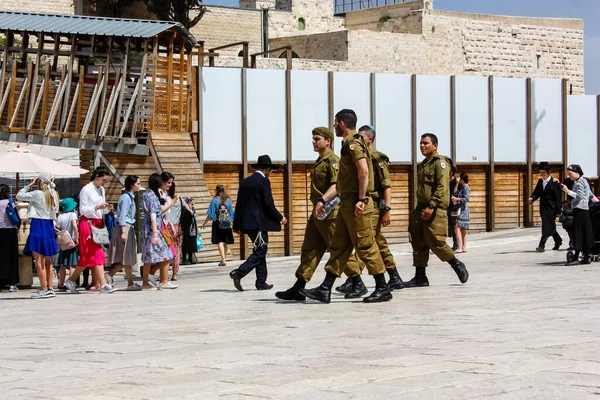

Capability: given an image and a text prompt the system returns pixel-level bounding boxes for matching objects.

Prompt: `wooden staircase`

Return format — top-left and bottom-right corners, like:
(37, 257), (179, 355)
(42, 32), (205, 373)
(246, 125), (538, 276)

(150, 132), (221, 261)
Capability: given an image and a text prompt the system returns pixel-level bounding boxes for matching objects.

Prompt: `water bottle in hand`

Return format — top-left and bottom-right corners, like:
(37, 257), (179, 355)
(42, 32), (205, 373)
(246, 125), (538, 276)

(318, 195), (341, 220)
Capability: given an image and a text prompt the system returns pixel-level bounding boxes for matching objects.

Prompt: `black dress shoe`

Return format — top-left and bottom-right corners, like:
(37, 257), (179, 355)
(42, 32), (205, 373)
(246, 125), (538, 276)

(565, 260), (580, 266)
(363, 287), (393, 303)
(256, 283), (274, 290)
(535, 247), (545, 253)
(229, 270), (244, 291)
(334, 277), (353, 294)
(275, 287), (306, 301)
(552, 242), (562, 251)
(344, 281), (368, 299)
(300, 286), (331, 304)
(580, 258), (591, 265)
(452, 260), (469, 283)
(404, 276), (430, 288)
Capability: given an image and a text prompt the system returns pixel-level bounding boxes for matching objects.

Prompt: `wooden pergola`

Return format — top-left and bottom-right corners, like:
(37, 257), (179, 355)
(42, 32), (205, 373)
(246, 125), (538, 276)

(0, 11), (201, 154)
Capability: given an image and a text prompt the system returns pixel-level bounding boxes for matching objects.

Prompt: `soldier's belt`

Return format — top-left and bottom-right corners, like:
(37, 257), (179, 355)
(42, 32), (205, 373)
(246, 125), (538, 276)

(340, 193), (359, 202)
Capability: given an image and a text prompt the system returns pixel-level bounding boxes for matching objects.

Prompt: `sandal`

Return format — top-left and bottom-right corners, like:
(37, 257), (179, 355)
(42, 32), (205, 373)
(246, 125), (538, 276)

(454, 250), (464, 254)
(171, 277), (178, 281)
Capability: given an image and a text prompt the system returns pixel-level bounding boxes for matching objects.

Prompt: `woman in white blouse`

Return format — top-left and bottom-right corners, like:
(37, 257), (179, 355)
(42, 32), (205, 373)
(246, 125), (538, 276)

(17, 173), (60, 299)
(64, 167), (116, 294)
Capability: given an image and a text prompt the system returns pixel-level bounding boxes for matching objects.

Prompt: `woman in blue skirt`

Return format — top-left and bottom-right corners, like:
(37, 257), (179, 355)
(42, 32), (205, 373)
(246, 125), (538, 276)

(17, 172), (60, 299)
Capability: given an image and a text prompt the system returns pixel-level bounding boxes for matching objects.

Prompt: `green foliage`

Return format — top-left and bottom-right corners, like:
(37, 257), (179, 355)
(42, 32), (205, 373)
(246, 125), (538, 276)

(379, 15), (391, 23)
(143, 0), (206, 29)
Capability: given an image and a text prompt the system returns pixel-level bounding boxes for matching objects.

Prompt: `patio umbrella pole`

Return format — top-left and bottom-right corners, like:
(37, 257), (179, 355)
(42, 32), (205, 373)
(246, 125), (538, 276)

(15, 172), (19, 195)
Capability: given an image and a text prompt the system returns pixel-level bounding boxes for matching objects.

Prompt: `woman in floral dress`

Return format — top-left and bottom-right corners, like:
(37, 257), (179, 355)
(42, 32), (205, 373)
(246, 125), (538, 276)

(141, 173), (176, 290)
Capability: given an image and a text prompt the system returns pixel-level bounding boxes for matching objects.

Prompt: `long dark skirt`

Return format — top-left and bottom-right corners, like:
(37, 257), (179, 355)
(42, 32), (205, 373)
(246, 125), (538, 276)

(0, 228), (19, 286)
(211, 220), (234, 245)
(573, 208), (594, 253)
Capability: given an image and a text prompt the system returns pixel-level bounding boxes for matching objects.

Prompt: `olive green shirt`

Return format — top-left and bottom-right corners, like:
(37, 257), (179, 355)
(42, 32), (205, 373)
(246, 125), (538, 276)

(417, 153), (451, 210)
(370, 149), (391, 200)
(338, 133), (374, 195)
(310, 149), (340, 205)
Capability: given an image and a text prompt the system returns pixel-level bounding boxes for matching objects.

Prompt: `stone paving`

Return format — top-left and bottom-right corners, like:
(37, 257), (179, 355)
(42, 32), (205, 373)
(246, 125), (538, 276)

(1, 227), (599, 399)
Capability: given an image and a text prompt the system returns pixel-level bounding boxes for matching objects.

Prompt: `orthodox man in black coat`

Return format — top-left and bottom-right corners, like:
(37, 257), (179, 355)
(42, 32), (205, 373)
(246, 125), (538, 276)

(528, 162), (563, 252)
(229, 155), (287, 291)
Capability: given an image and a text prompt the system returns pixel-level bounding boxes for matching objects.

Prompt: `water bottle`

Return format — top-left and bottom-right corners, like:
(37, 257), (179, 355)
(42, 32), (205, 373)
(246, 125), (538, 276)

(318, 195), (341, 220)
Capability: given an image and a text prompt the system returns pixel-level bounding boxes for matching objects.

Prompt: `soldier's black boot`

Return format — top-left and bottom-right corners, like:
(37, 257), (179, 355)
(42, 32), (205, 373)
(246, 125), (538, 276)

(363, 273), (393, 303)
(275, 279), (306, 301)
(387, 268), (405, 290)
(536, 237), (548, 252)
(404, 267), (429, 288)
(449, 257), (469, 283)
(335, 277), (353, 294)
(345, 276), (368, 299)
(300, 272), (336, 304)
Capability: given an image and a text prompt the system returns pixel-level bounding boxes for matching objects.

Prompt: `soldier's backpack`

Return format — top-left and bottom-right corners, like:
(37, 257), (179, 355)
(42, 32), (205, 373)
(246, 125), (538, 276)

(217, 202), (232, 230)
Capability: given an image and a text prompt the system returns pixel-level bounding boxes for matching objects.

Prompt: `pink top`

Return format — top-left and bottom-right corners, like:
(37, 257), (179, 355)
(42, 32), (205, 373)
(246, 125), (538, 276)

(0, 199), (17, 229)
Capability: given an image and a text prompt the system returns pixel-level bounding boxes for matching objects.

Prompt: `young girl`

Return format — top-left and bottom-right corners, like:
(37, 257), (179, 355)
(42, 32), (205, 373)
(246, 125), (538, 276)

(55, 198), (79, 290)
(17, 173), (60, 299)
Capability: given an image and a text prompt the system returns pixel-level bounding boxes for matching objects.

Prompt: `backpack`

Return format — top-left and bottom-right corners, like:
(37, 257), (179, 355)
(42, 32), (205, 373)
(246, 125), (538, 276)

(217, 201), (232, 230)
(6, 199), (21, 228)
(55, 228), (77, 251)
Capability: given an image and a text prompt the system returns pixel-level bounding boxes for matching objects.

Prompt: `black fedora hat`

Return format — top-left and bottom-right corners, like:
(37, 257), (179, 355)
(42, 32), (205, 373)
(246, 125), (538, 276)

(539, 161), (550, 172)
(251, 154), (279, 170)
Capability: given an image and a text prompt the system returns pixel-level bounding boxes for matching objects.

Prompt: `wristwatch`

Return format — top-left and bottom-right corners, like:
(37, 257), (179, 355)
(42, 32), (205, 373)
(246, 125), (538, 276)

(316, 197), (325, 204)
(358, 197), (370, 204)
(427, 204), (435, 210)
(383, 206), (392, 212)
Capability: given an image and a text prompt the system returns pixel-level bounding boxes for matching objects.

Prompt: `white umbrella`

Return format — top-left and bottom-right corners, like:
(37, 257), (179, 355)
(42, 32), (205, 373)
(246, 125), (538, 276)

(0, 148), (87, 176)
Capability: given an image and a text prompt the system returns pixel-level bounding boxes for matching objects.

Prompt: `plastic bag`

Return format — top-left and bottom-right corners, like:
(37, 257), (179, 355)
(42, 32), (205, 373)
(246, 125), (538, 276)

(196, 234), (203, 251)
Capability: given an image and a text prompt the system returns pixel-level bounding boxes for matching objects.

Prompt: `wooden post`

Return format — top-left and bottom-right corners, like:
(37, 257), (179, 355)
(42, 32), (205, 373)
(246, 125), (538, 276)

(112, 37), (130, 137)
(562, 79), (569, 180)
(285, 68), (293, 256)
(7, 60), (17, 126)
(132, 39), (149, 137)
(328, 71), (334, 151)
(242, 42), (249, 68)
(150, 36), (158, 132)
(487, 76), (495, 232)
(240, 67), (248, 260)
(450, 75), (456, 163)
(179, 40), (185, 132)
(20, 33), (29, 69)
(525, 78), (533, 228)
(21, 60), (33, 128)
(167, 35), (174, 131)
(60, 36), (76, 131)
(286, 47), (292, 70)
(40, 62), (50, 129)
(75, 65), (85, 132)
(198, 42), (205, 67)
(27, 78), (45, 129)
(411, 74), (418, 209)
(28, 32), (43, 120)
(197, 66), (203, 168)
(51, 34), (60, 71)
(95, 36), (112, 135)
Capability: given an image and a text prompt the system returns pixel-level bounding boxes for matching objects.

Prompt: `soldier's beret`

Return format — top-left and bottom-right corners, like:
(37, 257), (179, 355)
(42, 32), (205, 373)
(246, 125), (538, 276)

(312, 127), (334, 141)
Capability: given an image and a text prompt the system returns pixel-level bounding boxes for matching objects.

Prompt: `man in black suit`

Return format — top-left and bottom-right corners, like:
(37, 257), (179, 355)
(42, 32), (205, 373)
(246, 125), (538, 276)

(529, 162), (563, 252)
(229, 155), (287, 291)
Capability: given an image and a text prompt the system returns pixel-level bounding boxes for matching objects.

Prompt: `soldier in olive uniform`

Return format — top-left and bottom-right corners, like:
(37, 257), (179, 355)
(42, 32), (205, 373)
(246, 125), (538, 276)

(300, 109), (392, 304)
(336, 125), (405, 298)
(405, 133), (469, 287)
(275, 127), (339, 301)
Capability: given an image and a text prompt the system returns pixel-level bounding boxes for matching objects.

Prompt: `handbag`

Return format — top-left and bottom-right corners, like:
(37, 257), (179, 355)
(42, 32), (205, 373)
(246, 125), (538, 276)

(161, 224), (174, 246)
(6, 199), (21, 227)
(55, 228), (76, 251)
(87, 220), (110, 245)
(450, 203), (461, 217)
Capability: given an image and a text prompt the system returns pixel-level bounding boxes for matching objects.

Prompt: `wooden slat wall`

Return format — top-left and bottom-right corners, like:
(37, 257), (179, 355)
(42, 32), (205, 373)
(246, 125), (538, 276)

(292, 165), (311, 252)
(387, 165), (411, 243)
(494, 168), (524, 229)
(456, 167), (487, 232)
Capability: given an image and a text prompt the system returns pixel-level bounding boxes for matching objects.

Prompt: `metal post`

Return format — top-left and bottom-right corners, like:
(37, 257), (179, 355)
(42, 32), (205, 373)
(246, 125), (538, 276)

(488, 76), (495, 231)
(240, 67), (248, 259)
(525, 78), (533, 228)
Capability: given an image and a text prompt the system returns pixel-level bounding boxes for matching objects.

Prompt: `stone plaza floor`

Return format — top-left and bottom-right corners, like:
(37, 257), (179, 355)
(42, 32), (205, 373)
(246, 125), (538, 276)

(1, 227), (599, 399)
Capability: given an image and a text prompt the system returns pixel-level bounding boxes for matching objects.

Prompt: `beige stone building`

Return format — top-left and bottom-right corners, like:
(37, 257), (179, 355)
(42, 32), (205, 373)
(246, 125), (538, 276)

(0, 0), (584, 92)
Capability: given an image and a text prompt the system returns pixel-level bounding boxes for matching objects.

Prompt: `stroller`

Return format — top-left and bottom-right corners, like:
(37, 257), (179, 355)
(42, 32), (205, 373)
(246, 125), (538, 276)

(562, 200), (600, 263)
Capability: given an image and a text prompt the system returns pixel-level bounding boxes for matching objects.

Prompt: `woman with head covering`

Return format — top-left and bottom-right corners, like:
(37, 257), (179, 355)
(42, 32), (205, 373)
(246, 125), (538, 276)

(0, 184), (20, 292)
(64, 167), (116, 294)
(16, 172), (60, 298)
(560, 164), (598, 265)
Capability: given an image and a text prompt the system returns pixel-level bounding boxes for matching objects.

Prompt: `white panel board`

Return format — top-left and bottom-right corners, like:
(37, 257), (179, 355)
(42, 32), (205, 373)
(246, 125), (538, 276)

(201, 67), (242, 162)
(532, 79), (562, 162)
(416, 75), (451, 157)
(494, 78), (527, 163)
(567, 95), (598, 178)
(455, 76), (489, 163)
(333, 72), (371, 156)
(246, 69), (287, 162)
(291, 70), (329, 161)
(374, 73), (412, 163)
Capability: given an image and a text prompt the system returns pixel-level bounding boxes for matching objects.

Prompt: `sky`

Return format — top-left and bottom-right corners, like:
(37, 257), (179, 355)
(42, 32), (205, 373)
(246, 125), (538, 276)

(202, 0), (599, 95)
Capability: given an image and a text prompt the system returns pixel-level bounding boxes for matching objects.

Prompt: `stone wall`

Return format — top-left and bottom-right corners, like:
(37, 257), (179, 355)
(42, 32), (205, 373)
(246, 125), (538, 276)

(345, 0), (424, 33)
(0, 0), (75, 14)
(269, 30), (348, 60)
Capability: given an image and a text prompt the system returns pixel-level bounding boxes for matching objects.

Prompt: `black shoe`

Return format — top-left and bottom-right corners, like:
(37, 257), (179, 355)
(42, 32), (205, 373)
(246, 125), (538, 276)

(553, 241), (562, 251)
(344, 281), (368, 299)
(565, 260), (580, 266)
(363, 287), (393, 303)
(535, 247), (545, 253)
(300, 286), (331, 304)
(181, 260), (191, 266)
(580, 258), (591, 265)
(334, 277), (353, 294)
(275, 287), (306, 301)
(387, 270), (405, 291)
(404, 276), (430, 288)
(452, 260), (469, 283)
(567, 245), (575, 251)
(256, 283), (274, 291)
(229, 270), (243, 291)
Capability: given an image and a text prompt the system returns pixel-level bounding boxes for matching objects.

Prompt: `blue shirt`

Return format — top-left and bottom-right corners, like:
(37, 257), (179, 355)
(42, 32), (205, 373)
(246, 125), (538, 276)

(207, 197), (234, 221)
(117, 192), (136, 226)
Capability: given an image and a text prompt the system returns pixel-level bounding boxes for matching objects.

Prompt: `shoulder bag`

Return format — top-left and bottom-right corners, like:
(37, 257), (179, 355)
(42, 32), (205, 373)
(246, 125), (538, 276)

(88, 219), (110, 245)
